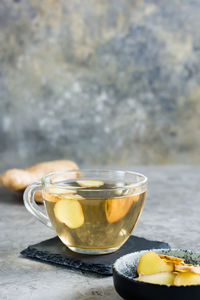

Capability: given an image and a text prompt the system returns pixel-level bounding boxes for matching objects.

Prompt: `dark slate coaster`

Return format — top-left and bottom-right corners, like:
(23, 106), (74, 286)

(21, 236), (170, 276)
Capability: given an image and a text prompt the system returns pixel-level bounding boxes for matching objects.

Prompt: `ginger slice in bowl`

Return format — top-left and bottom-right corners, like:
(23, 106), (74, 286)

(158, 254), (184, 264)
(136, 251), (173, 275)
(136, 251), (200, 286)
(175, 263), (200, 275)
(138, 272), (175, 285)
(174, 272), (200, 286)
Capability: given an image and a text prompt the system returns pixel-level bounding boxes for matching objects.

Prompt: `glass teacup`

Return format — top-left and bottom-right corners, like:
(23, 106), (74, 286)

(23, 169), (147, 254)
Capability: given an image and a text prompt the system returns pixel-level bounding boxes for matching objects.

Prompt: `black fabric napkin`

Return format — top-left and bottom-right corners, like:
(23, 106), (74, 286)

(21, 236), (170, 275)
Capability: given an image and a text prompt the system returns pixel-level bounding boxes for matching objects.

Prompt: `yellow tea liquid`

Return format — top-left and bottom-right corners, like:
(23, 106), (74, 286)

(43, 180), (146, 254)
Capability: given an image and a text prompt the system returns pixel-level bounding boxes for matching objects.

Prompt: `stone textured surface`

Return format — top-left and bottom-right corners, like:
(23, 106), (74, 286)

(1, 165), (200, 299)
(0, 1), (200, 168)
(20, 236), (169, 275)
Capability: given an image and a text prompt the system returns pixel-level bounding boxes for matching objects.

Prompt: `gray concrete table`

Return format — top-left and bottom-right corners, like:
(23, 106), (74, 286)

(1, 166), (200, 300)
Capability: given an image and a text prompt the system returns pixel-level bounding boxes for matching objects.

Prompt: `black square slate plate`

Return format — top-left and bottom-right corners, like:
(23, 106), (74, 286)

(21, 236), (170, 275)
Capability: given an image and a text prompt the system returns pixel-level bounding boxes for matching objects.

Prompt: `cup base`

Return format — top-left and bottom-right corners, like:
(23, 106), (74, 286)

(68, 246), (120, 255)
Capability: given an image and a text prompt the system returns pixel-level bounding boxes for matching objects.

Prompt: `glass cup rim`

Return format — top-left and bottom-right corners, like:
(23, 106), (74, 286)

(41, 169), (148, 192)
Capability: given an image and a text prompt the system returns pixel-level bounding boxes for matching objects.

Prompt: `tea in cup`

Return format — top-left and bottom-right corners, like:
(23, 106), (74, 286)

(24, 170), (147, 254)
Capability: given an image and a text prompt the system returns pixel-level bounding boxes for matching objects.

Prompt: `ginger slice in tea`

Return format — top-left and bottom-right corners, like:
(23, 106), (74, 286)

(77, 180), (104, 188)
(105, 195), (139, 223)
(42, 187), (76, 202)
(54, 198), (84, 229)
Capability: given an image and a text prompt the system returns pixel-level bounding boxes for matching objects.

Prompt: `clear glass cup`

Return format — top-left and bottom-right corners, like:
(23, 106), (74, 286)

(23, 169), (147, 255)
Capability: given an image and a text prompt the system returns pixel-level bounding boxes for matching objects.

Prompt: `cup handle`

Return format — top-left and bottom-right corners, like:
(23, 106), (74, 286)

(23, 182), (53, 229)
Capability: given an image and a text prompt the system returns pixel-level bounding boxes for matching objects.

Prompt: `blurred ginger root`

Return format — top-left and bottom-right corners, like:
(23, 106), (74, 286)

(0, 160), (79, 203)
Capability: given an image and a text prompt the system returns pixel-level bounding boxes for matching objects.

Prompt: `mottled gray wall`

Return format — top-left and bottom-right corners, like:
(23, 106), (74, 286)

(0, 0), (200, 169)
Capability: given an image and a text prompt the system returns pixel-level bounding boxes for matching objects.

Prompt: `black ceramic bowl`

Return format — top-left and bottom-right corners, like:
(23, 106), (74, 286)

(113, 248), (200, 300)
